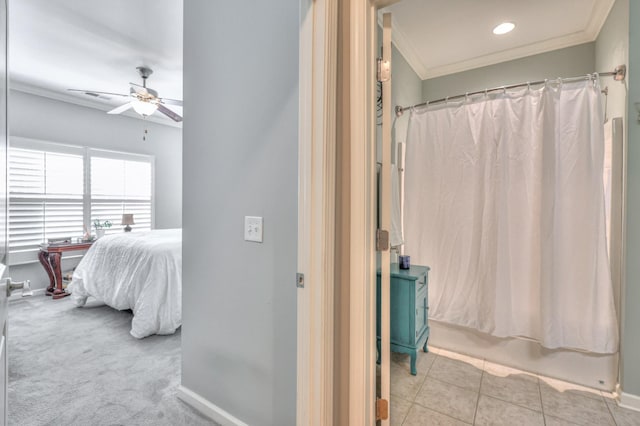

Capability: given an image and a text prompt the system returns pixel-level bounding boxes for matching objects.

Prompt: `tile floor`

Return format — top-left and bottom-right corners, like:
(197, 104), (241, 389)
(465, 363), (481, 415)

(385, 347), (640, 426)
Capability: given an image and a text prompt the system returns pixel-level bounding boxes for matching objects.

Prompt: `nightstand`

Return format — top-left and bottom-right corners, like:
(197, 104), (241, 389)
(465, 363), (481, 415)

(377, 263), (430, 375)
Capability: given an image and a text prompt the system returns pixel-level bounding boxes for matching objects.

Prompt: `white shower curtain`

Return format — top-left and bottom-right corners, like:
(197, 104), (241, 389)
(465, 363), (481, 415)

(404, 79), (618, 354)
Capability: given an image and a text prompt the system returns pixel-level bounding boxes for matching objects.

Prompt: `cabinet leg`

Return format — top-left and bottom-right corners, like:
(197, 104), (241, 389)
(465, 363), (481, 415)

(410, 351), (417, 376)
(423, 338), (429, 353)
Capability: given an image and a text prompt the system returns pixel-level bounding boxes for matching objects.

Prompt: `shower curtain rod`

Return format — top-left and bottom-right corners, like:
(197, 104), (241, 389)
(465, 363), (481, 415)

(395, 64), (626, 117)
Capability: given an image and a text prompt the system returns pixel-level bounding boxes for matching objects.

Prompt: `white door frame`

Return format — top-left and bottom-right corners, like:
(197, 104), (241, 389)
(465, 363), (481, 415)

(297, 0), (338, 424)
(297, 0), (400, 424)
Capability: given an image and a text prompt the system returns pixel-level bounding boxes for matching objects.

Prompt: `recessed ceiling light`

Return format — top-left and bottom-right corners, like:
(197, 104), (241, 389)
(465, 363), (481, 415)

(493, 22), (515, 35)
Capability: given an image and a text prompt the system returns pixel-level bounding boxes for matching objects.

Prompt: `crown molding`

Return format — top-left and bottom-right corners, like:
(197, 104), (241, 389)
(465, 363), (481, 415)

(9, 80), (182, 129)
(385, 0), (616, 80)
(423, 30), (595, 79)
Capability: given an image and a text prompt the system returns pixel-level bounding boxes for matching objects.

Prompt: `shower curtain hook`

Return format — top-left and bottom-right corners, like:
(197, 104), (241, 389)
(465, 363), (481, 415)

(593, 72), (600, 88)
(527, 82), (531, 91)
(465, 92), (469, 102)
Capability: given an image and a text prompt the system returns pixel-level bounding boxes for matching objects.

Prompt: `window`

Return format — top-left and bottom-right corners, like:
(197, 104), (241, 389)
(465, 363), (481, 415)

(8, 138), (154, 264)
(90, 153), (152, 235)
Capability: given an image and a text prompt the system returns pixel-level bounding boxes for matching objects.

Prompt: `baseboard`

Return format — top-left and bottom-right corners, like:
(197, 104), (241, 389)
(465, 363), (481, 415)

(176, 385), (248, 426)
(618, 387), (640, 412)
(9, 287), (45, 302)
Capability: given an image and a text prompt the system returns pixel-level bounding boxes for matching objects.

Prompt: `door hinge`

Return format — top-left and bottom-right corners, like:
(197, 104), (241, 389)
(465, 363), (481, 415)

(296, 272), (304, 289)
(376, 229), (389, 251)
(376, 398), (389, 421)
(377, 57), (391, 83)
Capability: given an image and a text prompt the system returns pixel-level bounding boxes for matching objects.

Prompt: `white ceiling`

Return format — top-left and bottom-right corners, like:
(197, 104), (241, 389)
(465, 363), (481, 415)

(9, 0), (183, 125)
(381, 0), (616, 80)
(8, 0), (616, 120)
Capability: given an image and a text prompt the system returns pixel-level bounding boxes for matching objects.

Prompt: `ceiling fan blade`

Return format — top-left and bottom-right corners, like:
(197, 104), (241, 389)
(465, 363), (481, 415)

(129, 83), (148, 96)
(159, 98), (183, 107)
(107, 103), (133, 115)
(68, 89), (130, 98)
(157, 104), (183, 122)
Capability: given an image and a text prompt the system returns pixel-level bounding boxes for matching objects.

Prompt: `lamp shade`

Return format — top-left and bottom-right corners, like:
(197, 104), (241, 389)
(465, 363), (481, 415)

(131, 99), (158, 116)
(121, 214), (135, 226)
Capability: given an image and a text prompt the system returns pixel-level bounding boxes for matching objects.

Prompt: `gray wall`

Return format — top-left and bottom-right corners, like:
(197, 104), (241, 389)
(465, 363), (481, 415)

(595, 0), (629, 123)
(182, 2), (298, 425)
(422, 43), (595, 101)
(623, 0), (640, 396)
(376, 28), (423, 163)
(9, 90), (182, 290)
(391, 43), (422, 162)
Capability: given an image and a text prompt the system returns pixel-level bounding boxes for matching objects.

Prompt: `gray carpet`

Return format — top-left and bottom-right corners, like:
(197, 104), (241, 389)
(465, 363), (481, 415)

(8, 295), (218, 426)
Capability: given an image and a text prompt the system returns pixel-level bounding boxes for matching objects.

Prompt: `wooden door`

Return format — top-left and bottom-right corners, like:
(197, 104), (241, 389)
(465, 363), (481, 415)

(0, 0), (8, 423)
(379, 12), (392, 426)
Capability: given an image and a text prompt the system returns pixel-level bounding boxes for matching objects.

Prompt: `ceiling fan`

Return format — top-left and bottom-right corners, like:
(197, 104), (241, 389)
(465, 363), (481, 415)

(68, 66), (183, 122)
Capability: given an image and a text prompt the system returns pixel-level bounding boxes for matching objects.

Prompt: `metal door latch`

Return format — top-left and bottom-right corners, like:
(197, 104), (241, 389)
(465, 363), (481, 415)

(296, 273), (304, 289)
(5, 278), (33, 297)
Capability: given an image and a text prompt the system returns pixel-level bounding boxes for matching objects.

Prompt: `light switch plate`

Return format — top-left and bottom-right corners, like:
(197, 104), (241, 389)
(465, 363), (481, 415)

(244, 216), (263, 243)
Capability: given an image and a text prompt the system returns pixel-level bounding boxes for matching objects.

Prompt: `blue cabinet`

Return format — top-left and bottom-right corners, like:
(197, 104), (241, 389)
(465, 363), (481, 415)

(377, 263), (430, 375)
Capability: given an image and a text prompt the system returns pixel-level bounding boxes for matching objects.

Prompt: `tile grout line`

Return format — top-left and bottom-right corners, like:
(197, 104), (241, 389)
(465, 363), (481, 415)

(537, 376), (547, 426)
(602, 393), (619, 426)
(400, 353), (438, 426)
(471, 359), (486, 425)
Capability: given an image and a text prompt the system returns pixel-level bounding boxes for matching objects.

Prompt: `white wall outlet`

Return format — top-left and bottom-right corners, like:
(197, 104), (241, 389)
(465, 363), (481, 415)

(244, 216), (263, 243)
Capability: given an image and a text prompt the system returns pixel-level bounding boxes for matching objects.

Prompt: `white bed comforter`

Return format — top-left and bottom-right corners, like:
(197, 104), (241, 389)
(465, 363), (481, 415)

(68, 229), (182, 338)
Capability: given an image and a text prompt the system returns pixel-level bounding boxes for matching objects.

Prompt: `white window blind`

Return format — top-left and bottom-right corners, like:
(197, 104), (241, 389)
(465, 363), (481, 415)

(90, 155), (152, 235)
(8, 139), (155, 264)
(9, 148), (84, 260)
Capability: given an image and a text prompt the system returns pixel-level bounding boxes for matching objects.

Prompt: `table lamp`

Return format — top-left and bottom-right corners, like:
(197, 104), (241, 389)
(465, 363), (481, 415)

(121, 214), (135, 232)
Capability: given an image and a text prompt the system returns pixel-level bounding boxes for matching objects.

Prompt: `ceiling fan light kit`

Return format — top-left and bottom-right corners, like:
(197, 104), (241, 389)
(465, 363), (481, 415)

(131, 98), (158, 116)
(68, 66), (183, 122)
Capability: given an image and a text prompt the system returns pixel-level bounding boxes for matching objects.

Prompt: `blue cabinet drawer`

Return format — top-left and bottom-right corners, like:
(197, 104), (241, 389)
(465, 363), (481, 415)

(377, 263), (431, 375)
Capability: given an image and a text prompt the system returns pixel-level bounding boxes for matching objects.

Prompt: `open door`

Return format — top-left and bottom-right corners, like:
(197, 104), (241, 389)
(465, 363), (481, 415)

(377, 12), (392, 426)
(0, 1), (8, 423)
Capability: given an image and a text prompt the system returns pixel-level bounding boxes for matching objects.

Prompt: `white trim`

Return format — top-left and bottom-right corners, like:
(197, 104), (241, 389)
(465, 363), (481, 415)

(8, 287), (44, 302)
(423, 31), (602, 79)
(348, 1), (378, 423)
(176, 386), (248, 426)
(376, 13), (428, 81)
(383, 0), (616, 80)
(297, 0), (337, 424)
(618, 389), (640, 412)
(378, 13), (393, 426)
(585, 0), (616, 42)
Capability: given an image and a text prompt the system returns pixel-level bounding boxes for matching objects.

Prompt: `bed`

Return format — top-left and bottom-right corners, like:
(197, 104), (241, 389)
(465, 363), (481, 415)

(68, 228), (182, 339)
